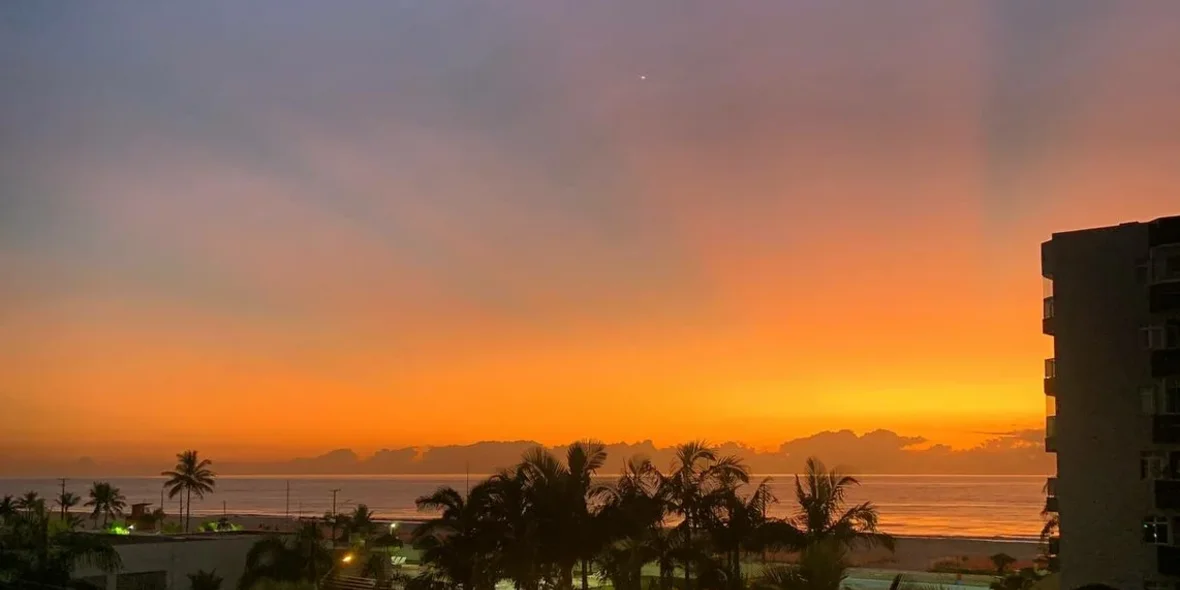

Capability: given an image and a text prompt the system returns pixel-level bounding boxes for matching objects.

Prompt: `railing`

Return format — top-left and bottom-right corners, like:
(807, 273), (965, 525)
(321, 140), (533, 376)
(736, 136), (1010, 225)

(1150, 247), (1180, 284)
(1043, 496), (1058, 513)
(1046, 477), (1057, 497)
(1045, 416), (1057, 452)
(1042, 297), (1055, 336)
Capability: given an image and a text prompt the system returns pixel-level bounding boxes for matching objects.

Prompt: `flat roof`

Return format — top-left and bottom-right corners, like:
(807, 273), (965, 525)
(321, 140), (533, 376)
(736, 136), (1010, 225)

(98, 531), (273, 545)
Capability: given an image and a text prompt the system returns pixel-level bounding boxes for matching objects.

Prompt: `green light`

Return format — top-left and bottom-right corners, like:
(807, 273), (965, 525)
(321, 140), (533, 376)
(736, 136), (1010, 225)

(109, 525), (131, 535)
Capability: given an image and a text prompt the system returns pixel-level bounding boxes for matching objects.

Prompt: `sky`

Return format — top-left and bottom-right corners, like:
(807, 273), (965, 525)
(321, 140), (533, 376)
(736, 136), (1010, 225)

(2, 1), (1180, 468)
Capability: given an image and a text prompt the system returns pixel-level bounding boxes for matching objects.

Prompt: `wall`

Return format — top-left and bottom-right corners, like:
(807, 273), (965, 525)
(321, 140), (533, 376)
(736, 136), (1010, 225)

(1046, 224), (1154, 589)
(75, 534), (268, 590)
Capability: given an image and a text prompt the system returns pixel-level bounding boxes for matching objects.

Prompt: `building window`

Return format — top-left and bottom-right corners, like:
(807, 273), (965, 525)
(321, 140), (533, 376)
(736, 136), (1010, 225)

(1168, 255), (1180, 277)
(1144, 452), (1169, 480)
(1145, 385), (1160, 414)
(1167, 388), (1180, 415)
(1138, 258), (1152, 285)
(1145, 516), (1171, 544)
(1143, 325), (1180, 350)
(1146, 326), (1166, 350)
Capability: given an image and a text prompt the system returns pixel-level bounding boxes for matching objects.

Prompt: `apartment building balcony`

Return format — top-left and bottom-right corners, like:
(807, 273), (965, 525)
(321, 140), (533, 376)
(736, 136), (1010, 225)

(1150, 216), (1180, 248)
(1042, 296), (1055, 335)
(1044, 358), (1056, 396)
(1045, 415), (1057, 453)
(1044, 477), (1058, 513)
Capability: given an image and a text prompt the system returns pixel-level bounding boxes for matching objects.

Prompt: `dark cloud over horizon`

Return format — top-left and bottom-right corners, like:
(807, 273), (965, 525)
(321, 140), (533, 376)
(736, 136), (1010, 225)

(0, 429), (1051, 477)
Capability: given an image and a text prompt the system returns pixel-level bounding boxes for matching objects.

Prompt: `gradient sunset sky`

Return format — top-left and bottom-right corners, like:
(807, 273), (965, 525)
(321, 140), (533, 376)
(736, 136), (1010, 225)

(3, 2), (1180, 464)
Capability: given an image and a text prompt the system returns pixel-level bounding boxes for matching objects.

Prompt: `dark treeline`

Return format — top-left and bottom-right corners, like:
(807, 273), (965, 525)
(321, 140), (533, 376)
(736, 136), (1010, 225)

(403, 440), (892, 590)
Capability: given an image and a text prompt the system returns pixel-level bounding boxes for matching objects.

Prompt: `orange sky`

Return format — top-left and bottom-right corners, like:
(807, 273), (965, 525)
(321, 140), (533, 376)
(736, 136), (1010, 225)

(2, 2), (1180, 465)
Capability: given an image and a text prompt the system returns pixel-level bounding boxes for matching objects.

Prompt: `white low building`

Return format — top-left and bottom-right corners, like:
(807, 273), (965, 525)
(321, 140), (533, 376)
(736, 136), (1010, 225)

(74, 533), (271, 590)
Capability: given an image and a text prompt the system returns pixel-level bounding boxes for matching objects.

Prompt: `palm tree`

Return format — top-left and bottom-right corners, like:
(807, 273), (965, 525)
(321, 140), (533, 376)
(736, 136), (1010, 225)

(664, 441), (750, 590)
(515, 441), (608, 590)
(162, 450), (217, 533)
(56, 491), (81, 520)
(0, 495), (15, 520)
(237, 523), (331, 590)
(0, 501), (122, 586)
(593, 456), (672, 590)
(343, 504), (377, 542)
(188, 569), (224, 590)
(322, 511), (349, 544)
(707, 476), (783, 590)
(790, 457), (894, 552)
(752, 540), (848, 590)
(412, 486), (498, 590)
(85, 482), (127, 528)
(477, 468), (543, 590)
(15, 491), (44, 513)
(362, 552), (394, 590)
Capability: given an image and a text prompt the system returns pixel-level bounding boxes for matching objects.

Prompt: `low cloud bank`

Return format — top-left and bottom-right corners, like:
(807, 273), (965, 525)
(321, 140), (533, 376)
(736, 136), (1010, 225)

(3, 429), (1051, 476)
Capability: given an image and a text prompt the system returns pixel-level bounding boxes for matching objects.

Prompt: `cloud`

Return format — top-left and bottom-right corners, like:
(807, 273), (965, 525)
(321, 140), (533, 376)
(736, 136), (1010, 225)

(2, 430), (1053, 477)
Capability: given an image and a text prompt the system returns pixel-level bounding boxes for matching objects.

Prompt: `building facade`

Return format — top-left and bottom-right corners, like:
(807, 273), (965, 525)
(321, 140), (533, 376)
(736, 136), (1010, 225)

(1042, 215), (1180, 589)
(73, 533), (267, 590)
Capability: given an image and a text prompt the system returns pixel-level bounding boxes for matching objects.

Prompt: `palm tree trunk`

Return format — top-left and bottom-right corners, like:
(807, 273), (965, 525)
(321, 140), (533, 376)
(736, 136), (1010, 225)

(731, 550), (740, 590)
(580, 558), (589, 590)
(186, 488), (192, 533)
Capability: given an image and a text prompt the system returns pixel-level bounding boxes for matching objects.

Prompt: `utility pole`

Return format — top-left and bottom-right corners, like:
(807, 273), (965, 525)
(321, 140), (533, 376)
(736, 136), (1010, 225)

(58, 478), (67, 519)
(222, 500), (227, 518)
(285, 480), (290, 520)
(329, 489), (342, 543)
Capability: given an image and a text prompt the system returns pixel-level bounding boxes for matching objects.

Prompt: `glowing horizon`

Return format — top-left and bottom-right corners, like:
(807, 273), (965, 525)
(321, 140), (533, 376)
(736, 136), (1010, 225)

(2, 2), (1179, 465)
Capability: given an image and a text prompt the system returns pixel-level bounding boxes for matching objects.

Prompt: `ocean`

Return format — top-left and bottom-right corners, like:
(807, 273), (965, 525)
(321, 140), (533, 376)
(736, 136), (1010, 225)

(0, 474), (1048, 541)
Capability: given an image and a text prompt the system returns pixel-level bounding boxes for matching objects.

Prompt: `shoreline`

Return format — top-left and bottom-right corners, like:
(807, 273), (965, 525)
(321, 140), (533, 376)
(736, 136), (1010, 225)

(183, 511), (1044, 544)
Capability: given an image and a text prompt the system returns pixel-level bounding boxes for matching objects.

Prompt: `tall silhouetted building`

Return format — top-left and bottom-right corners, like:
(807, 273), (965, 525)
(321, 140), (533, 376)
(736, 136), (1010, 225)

(1042, 214), (1180, 589)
